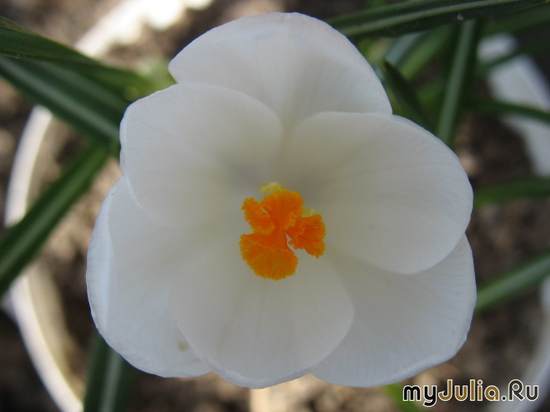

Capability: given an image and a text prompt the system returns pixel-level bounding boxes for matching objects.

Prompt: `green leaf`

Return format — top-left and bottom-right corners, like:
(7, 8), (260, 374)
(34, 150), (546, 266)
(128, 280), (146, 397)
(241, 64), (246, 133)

(476, 250), (550, 312)
(0, 144), (109, 299)
(0, 15), (96, 63)
(485, 2), (550, 34)
(436, 19), (483, 146)
(469, 99), (550, 126)
(0, 57), (123, 147)
(84, 333), (135, 412)
(381, 59), (433, 130)
(328, 0), (547, 40)
(381, 32), (427, 68)
(474, 177), (550, 207)
(0, 16), (152, 95)
(382, 27), (452, 79)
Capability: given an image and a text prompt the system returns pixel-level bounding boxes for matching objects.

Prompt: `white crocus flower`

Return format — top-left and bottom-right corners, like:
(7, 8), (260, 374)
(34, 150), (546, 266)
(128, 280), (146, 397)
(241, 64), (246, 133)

(87, 12), (476, 389)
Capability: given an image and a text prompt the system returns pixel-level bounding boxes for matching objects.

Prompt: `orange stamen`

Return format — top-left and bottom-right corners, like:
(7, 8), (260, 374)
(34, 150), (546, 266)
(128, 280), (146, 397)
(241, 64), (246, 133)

(240, 187), (326, 280)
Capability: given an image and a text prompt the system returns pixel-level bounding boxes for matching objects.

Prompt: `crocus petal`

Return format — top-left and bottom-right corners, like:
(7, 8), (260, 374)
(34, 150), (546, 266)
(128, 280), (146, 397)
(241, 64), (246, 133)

(278, 112), (473, 274)
(311, 236), (476, 387)
(88, 11), (476, 390)
(170, 241), (354, 388)
(120, 82), (283, 228)
(87, 177), (210, 377)
(168, 12), (392, 130)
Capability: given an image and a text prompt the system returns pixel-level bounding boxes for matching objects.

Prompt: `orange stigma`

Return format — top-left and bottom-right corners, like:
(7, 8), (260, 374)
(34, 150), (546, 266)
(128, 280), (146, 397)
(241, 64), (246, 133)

(240, 184), (326, 280)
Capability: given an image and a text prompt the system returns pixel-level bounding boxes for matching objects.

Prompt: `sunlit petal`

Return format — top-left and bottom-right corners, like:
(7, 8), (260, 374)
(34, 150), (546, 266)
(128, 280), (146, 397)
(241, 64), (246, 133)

(120, 83), (282, 228)
(312, 236), (476, 386)
(279, 112), (472, 274)
(170, 241), (354, 388)
(87, 177), (210, 377)
(169, 13), (391, 130)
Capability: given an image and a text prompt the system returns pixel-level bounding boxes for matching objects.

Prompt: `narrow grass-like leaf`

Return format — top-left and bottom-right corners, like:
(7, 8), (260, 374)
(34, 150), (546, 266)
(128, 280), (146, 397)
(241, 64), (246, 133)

(476, 251), (550, 312)
(0, 16), (152, 95)
(0, 15), (91, 62)
(381, 59), (434, 130)
(383, 27), (452, 79)
(328, 0), (546, 40)
(382, 32), (426, 68)
(470, 99), (550, 125)
(474, 177), (550, 207)
(0, 57), (123, 147)
(485, 2), (550, 35)
(84, 333), (135, 412)
(0, 144), (109, 299)
(436, 19), (483, 146)
(383, 384), (426, 412)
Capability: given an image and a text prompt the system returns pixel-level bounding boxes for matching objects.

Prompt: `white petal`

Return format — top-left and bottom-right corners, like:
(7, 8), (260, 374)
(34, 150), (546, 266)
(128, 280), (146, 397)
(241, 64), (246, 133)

(170, 241), (354, 388)
(120, 82), (283, 227)
(168, 12), (391, 130)
(278, 112), (473, 274)
(312, 236), (476, 387)
(86, 177), (210, 377)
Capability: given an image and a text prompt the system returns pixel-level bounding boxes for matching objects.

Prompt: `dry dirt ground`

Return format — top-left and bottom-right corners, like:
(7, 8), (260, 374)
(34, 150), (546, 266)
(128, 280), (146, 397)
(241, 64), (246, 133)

(1, 1), (550, 411)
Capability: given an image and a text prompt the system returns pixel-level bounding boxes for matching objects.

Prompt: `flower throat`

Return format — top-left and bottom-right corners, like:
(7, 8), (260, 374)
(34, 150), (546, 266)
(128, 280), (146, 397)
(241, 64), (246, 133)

(240, 183), (326, 280)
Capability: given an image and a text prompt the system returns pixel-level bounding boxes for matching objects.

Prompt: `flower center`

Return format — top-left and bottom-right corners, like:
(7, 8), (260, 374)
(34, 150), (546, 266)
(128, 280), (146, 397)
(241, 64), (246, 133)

(240, 183), (326, 280)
